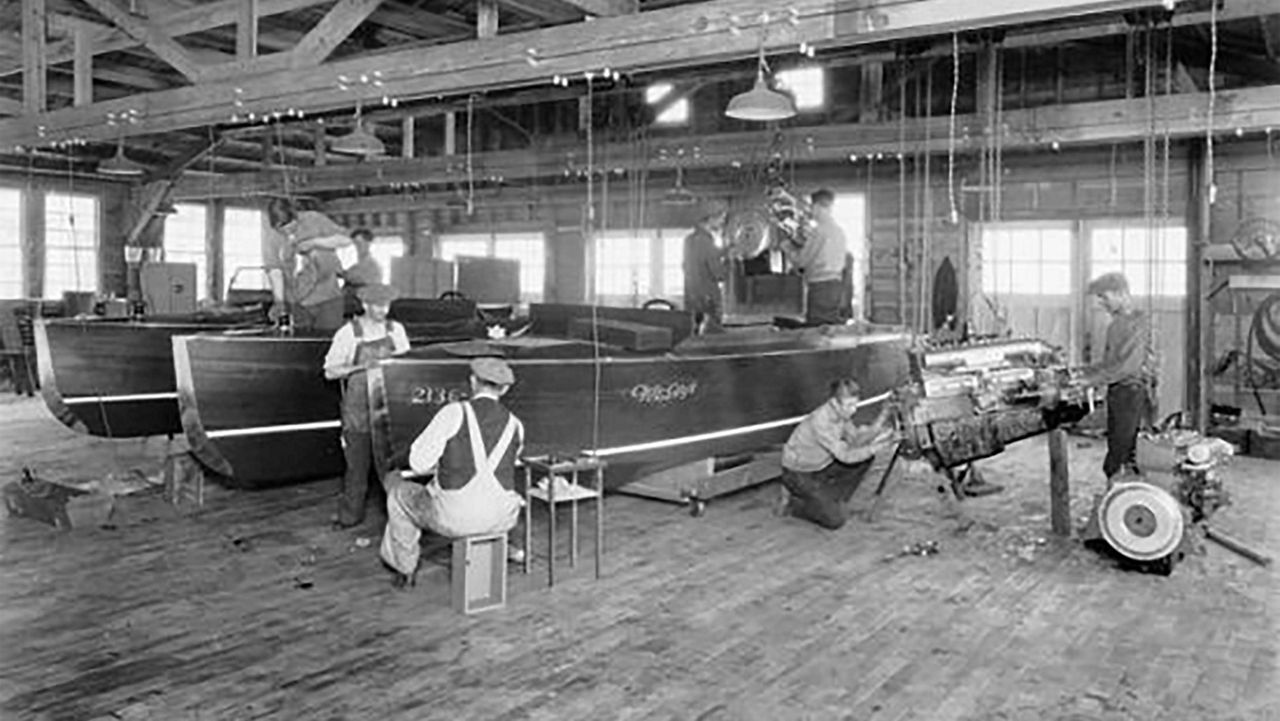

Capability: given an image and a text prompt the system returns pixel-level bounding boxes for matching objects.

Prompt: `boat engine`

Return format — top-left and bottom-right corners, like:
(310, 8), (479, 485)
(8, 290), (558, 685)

(891, 338), (1100, 494)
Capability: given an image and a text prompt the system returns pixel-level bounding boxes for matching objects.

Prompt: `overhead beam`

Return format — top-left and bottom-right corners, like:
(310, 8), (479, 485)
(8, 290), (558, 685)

(80, 0), (208, 82)
(292, 0), (387, 66)
(0, 97), (23, 116)
(73, 25), (92, 106)
(477, 0), (499, 39)
(238, 0), (259, 59)
(0, 0), (329, 80)
(559, 0), (636, 16)
(22, 0), (46, 113)
(1, 0), (1173, 148)
(171, 83), (1280, 199)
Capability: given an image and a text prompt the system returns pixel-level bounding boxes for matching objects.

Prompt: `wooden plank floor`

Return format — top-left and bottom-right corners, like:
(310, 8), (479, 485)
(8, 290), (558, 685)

(1, 394), (1277, 721)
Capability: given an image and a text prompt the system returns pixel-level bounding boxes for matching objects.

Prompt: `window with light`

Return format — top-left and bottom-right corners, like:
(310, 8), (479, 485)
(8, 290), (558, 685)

(647, 82), (689, 126)
(337, 234), (404, 285)
(223, 207), (269, 293)
(775, 67), (825, 111)
(0, 189), (22, 298)
(1088, 222), (1187, 297)
(595, 228), (690, 306)
(981, 224), (1073, 296)
(44, 192), (98, 299)
(437, 232), (546, 302)
(163, 203), (209, 299)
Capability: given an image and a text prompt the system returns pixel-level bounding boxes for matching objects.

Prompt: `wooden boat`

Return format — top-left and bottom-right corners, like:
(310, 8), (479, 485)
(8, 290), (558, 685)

(370, 305), (913, 489)
(33, 311), (264, 438)
(172, 298), (507, 488)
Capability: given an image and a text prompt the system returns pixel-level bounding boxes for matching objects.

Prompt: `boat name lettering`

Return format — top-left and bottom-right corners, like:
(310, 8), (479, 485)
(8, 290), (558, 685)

(410, 385), (467, 406)
(628, 379), (698, 405)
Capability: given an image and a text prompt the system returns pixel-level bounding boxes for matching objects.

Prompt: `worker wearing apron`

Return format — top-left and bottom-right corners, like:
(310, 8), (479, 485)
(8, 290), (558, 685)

(380, 357), (526, 589)
(323, 284), (410, 529)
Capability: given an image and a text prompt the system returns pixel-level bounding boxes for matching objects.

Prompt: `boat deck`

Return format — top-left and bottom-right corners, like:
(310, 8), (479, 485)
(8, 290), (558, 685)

(0, 395), (1275, 720)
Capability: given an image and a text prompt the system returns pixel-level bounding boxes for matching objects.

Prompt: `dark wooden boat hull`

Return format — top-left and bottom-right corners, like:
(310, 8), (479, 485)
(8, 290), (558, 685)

(33, 316), (260, 438)
(371, 328), (912, 487)
(173, 331), (345, 488)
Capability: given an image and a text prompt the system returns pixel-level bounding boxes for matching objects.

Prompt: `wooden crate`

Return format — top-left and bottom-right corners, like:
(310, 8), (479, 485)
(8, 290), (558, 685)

(451, 534), (508, 615)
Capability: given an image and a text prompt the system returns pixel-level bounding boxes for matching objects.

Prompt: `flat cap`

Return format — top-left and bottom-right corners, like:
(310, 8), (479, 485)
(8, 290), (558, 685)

(470, 356), (515, 386)
(356, 283), (399, 305)
(1086, 272), (1130, 296)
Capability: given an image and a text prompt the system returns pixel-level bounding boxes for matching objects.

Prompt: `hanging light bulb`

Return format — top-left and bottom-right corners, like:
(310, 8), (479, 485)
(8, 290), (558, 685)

(725, 27), (797, 122)
(98, 136), (146, 176)
(331, 100), (386, 157)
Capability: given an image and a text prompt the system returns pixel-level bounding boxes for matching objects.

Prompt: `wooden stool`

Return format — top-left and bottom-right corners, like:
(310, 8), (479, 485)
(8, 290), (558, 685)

(163, 451), (204, 508)
(451, 533), (507, 615)
(522, 455), (605, 587)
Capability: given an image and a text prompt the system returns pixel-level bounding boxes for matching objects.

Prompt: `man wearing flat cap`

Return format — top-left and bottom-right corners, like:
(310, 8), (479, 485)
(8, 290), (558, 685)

(683, 199), (729, 334)
(323, 283), (410, 529)
(380, 356), (527, 589)
(1084, 271), (1158, 482)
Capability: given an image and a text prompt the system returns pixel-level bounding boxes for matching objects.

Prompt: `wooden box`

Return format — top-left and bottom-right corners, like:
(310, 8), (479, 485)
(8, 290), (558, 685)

(456, 256), (520, 304)
(139, 262), (198, 315)
(451, 533), (508, 615)
(568, 318), (673, 351)
(390, 256), (456, 299)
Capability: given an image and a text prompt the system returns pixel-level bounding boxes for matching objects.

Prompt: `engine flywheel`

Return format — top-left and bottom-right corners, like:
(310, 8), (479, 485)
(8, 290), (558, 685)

(724, 207), (773, 259)
(1097, 481), (1186, 561)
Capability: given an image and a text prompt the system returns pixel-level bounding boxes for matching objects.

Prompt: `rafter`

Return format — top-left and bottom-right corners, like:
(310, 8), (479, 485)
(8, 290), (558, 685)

(0, 97), (22, 116)
(1, 0), (1178, 149)
(170, 84), (1280, 200)
(80, 0), (209, 82)
(292, 0), (387, 65)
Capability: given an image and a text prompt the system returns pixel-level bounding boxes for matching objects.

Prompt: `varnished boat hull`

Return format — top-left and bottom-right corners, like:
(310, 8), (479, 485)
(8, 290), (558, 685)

(173, 332), (345, 488)
(34, 317), (259, 438)
(371, 328), (912, 487)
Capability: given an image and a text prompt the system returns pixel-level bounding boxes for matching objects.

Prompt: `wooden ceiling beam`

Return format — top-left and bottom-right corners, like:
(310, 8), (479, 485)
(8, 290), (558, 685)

(79, 0), (211, 82)
(23, 0), (47, 113)
(1, 0), (1177, 149)
(170, 83), (1280, 200)
(292, 0), (387, 65)
(559, 0), (636, 17)
(0, 97), (23, 116)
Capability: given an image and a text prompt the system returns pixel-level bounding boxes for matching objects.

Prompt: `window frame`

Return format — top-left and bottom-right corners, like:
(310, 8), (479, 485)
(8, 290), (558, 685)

(979, 220), (1076, 297)
(436, 231), (547, 303)
(163, 202), (210, 300)
(0, 188), (24, 298)
(43, 191), (100, 299)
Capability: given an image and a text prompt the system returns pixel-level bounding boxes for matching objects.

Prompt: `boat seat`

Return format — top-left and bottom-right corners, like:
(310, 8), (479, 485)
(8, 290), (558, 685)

(0, 308), (37, 396)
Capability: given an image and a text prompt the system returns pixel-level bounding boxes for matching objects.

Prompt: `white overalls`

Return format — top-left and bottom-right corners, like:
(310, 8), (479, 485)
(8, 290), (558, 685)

(380, 402), (524, 575)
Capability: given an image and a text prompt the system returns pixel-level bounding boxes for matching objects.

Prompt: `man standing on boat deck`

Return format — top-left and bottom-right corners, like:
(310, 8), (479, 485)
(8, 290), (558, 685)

(266, 198), (351, 331)
(784, 188), (848, 326)
(780, 377), (899, 530)
(341, 228), (383, 318)
(380, 357), (526, 589)
(324, 284), (410, 530)
(1082, 272), (1158, 484)
(683, 199), (730, 334)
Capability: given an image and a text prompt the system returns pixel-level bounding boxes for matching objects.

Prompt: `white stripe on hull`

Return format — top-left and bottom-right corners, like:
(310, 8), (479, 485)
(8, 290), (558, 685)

(63, 391), (179, 405)
(207, 419), (342, 439)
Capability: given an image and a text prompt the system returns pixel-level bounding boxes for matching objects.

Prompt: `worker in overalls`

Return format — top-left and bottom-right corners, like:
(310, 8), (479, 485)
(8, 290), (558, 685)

(379, 357), (526, 589)
(323, 283), (410, 530)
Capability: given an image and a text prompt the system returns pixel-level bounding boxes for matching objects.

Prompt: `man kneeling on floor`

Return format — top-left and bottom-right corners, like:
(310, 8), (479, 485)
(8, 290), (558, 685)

(380, 357), (526, 589)
(781, 377), (899, 530)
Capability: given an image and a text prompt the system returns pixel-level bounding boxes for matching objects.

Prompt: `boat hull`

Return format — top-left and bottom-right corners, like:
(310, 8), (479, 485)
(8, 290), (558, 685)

(173, 332), (345, 488)
(34, 317), (258, 438)
(371, 328), (912, 487)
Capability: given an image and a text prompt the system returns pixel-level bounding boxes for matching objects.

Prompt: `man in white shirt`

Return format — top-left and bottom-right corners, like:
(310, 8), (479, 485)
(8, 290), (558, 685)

(323, 283), (410, 529)
(380, 357), (526, 589)
(785, 189), (849, 326)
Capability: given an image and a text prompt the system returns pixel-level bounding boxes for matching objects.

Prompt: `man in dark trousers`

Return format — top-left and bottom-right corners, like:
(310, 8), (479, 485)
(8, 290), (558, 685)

(379, 357), (526, 589)
(780, 377), (898, 529)
(1085, 272), (1158, 483)
(785, 189), (848, 326)
(683, 199), (729, 334)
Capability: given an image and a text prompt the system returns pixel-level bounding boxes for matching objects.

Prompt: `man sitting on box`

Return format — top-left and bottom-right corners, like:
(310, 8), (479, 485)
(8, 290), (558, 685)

(379, 357), (527, 589)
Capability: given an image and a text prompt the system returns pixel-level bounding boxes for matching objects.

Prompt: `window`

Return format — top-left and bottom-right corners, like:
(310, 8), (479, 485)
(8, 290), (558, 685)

(337, 234), (405, 284)
(163, 203), (209, 299)
(981, 223), (1073, 296)
(776, 67), (825, 111)
(44, 192), (98, 299)
(595, 228), (690, 306)
(1088, 221), (1186, 297)
(437, 232), (546, 302)
(646, 83), (689, 126)
(0, 189), (22, 298)
(223, 207), (268, 292)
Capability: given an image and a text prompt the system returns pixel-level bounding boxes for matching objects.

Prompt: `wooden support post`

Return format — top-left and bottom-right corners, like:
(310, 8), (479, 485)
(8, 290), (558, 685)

(477, 0), (498, 38)
(1048, 428), (1070, 536)
(22, 0), (47, 114)
(73, 26), (92, 107)
(401, 116), (415, 159)
(444, 112), (456, 156)
(1187, 139), (1210, 432)
(313, 126), (327, 166)
(237, 0), (259, 59)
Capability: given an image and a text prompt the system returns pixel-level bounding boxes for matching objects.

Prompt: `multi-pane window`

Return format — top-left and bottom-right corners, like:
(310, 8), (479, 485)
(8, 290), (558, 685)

(981, 224), (1073, 295)
(223, 207), (268, 292)
(646, 83), (689, 126)
(1088, 222), (1187, 297)
(595, 228), (690, 306)
(0, 189), (22, 298)
(163, 203), (209, 299)
(776, 67), (825, 111)
(337, 235), (405, 284)
(437, 232), (545, 302)
(44, 192), (98, 299)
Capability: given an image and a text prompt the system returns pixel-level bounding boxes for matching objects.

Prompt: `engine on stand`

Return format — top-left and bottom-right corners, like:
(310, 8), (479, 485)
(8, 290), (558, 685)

(886, 337), (1100, 502)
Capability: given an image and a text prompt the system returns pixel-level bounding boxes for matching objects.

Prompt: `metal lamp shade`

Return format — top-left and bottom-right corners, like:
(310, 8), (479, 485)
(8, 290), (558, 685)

(99, 141), (146, 176)
(725, 73), (797, 122)
(331, 120), (386, 157)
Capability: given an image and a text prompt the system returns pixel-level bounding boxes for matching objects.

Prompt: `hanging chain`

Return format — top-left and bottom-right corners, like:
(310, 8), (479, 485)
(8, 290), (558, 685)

(948, 33), (960, 225)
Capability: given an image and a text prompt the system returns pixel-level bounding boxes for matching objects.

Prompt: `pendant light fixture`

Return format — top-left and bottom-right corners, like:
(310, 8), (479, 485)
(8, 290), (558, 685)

(331, 99), (386, 157)
(98, 136), (146, 176)
(725, 19), (796, 122)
